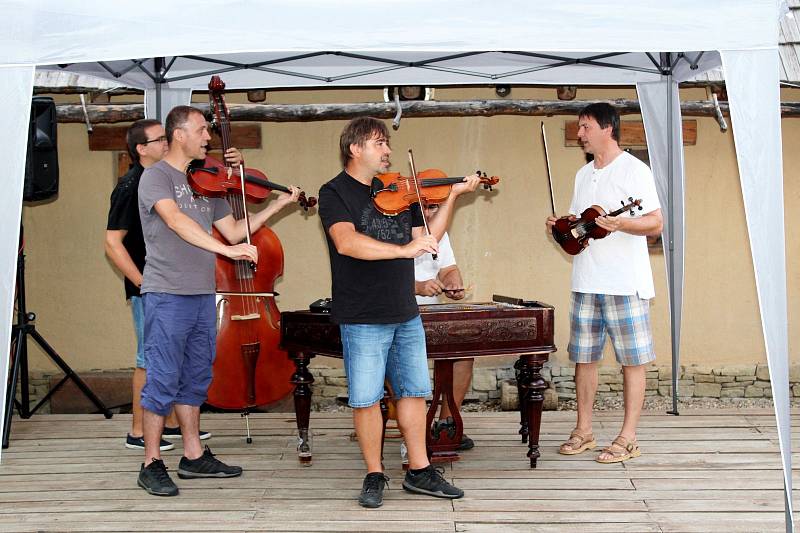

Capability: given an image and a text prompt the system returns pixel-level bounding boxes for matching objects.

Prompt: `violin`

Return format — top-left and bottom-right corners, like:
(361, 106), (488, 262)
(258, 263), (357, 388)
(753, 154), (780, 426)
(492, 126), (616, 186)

(371, 169), (499, 216)
(189, 160), (316, 210)
(187, 76), (316, 211)
(551, 197), (643, 255)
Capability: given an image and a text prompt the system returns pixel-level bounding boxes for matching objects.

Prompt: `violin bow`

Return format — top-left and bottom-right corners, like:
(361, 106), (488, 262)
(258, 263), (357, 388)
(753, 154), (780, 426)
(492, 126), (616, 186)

(236, 162), (257, 271)
(407, 149), (438, 260)
(541, 122), (558, 216)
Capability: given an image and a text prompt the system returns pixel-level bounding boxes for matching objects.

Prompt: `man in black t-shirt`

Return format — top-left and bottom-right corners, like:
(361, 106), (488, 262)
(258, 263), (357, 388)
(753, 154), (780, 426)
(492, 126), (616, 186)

(318, 117), (479, 508)
(106, 119), (180, 452)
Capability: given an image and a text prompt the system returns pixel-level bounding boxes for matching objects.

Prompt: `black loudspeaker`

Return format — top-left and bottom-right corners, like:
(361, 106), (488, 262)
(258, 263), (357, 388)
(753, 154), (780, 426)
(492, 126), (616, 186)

(23, 97), (59, 202)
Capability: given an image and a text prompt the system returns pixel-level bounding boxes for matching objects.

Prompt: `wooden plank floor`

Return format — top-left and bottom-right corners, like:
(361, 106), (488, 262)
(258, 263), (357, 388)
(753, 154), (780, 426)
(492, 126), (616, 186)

(1, 409), (798, 532)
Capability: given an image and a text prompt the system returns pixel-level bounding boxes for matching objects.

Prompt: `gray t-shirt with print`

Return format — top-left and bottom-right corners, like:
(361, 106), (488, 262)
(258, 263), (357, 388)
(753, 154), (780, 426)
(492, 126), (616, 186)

(138, 160), (231, 295)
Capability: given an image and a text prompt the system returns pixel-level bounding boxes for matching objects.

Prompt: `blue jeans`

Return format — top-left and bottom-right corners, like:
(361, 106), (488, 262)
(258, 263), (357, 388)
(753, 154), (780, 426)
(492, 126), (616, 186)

(130, 295), (146, 368)
(340, 315), (431, 408)
(139, 293), (217, 416)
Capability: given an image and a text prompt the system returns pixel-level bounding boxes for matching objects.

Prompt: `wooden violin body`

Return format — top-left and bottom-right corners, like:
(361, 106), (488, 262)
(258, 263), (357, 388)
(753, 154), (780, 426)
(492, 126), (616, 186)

(188, 157), (316, 210)
(371, 169), (498, 215)
(551, 197), (642, 255)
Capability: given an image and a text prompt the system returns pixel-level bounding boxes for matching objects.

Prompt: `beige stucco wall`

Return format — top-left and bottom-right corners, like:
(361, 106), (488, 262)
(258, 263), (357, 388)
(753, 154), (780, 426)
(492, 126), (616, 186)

(19, 86), (798, 374)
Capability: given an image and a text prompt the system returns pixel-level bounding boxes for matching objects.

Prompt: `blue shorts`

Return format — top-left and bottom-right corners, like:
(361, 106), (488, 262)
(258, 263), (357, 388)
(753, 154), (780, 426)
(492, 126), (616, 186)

(140, 293), (217, 416)
(568, 292), (656, 367)
(340, 315), (431, 408)
(130, 296), (146, 368)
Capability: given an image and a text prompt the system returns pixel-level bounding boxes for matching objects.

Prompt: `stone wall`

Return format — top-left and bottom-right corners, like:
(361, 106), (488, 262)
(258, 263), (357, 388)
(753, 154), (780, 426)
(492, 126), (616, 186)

(309, 362), (800, 408)
(551, 363), (791, 400)
(14, 363), (800, 412)
(9, 374), (51, 414)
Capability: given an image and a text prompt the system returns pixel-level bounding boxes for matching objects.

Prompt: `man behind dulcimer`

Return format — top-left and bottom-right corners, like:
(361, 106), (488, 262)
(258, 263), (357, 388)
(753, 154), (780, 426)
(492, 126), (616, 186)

(546, 102), (662, 464)
(318, 117), (479, 508)
(136, 105), (299, 496)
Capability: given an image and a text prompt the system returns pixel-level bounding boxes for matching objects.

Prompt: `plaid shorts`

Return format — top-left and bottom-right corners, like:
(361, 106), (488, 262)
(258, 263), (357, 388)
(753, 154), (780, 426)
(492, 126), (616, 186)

(568, 292), (656, 366)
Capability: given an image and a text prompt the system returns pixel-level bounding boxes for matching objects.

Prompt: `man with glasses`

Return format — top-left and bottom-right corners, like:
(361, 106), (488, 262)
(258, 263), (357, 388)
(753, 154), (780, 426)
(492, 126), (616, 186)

(106, 119), (220, 453)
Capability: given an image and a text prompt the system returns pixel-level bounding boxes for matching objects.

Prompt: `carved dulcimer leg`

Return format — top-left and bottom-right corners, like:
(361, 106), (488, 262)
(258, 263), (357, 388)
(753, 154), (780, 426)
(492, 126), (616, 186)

(519, 355), (547, 468)
(426, 359), (461, 463)
(290, 350), (315, 465)
(515, 356), (531, 443)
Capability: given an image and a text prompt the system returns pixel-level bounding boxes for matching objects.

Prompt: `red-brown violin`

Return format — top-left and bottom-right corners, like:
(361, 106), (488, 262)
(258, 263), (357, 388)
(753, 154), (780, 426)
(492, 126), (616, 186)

(551, 197), (643, 255)
(189, 161), (316, 210)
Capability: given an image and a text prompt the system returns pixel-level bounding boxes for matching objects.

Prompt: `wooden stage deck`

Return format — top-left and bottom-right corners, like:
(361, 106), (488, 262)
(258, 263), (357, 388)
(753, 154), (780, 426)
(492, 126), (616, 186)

(0, 409), (798, 532)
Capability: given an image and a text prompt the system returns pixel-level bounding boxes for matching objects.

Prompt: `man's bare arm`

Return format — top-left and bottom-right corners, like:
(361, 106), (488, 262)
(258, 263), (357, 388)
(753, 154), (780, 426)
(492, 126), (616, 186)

(329, 221), (438, 260)
(104, 229), (143, 287)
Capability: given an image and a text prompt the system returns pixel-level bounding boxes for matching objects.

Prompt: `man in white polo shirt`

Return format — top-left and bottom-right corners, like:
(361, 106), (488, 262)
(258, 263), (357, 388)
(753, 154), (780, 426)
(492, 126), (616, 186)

(414, 203), (474, 451)
(546, 102), (662, 463)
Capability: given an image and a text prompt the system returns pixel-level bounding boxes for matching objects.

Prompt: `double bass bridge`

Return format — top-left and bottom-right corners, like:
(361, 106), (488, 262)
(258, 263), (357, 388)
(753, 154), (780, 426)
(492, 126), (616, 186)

(232, 312), (261, 321)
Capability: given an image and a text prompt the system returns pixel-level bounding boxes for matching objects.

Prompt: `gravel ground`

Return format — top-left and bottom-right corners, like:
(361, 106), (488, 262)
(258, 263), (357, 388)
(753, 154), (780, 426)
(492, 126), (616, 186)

(558, 396), (799, 411)
(317, 396), (799, 413)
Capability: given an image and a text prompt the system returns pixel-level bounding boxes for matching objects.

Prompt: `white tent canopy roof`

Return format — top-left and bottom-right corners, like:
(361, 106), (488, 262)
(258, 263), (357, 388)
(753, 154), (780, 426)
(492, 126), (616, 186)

(2, 1), (781, 87)
(0, 1), (792, 530)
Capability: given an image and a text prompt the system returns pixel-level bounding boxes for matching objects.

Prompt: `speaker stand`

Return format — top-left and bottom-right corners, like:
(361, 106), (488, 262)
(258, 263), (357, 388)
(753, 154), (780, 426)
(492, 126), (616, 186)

(3, 226), (112, 449)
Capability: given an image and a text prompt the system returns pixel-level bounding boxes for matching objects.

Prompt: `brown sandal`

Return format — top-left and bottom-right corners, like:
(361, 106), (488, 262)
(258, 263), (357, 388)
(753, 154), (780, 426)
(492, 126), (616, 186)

(558, 430), (596, 455)
(596, 435), (641, 463)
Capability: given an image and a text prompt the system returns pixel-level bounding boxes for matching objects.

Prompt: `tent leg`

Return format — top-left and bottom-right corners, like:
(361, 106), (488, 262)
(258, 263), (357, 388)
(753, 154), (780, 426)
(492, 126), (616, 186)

(665, 68), (680, 416)
(667, 352), (679, 415)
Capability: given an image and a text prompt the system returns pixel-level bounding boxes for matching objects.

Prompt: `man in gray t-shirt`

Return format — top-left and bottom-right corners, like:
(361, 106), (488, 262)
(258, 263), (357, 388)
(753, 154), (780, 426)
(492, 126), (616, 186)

(139, 159), (231, 294)
(136, 105), (299, 497)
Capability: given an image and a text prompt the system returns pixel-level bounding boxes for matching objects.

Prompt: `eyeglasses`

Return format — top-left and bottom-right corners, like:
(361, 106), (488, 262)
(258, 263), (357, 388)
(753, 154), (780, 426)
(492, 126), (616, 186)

(141, 136), (167, 144)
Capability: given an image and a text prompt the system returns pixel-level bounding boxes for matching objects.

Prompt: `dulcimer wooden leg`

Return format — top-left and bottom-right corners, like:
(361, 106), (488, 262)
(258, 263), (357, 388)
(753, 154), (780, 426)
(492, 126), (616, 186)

(426, 359), (462, 463)
(290, 350), (315, 466)
(518, 354), (547, 468)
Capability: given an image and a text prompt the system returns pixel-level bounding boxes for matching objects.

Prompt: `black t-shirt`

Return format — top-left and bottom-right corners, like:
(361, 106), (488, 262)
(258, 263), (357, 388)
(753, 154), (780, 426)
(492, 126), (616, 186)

(318, 171), (424, 324)
(106, 163), (146, 300)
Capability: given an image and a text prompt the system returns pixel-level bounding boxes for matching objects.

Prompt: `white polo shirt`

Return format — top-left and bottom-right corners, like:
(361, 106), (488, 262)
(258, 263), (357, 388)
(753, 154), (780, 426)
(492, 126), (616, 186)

(568, 151), (661, 299)
(414, 232), (456, 304)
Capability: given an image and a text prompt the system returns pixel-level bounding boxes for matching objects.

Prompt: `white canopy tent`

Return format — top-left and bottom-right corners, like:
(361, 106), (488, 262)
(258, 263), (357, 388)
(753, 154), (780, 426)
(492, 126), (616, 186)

(0, 1), (792, 528)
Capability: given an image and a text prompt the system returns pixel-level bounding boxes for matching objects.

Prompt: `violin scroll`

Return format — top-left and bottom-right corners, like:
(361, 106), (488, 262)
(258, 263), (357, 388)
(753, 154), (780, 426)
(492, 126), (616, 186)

(623, 197), (643, 216)
(476, 170), (499, 191)
(297, 192), (317, 211)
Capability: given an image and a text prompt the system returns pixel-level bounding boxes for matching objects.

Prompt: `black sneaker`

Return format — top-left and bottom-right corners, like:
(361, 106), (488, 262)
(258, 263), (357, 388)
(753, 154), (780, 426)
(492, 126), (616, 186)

(457, 435), (475, 451)
(403, 465), (464, 499)
(177, 446), (242, 479)
(163, 426), (211, 440)
(434, 418), (475, 451)
(138, 459), (178, 496)
(125, 434), (175, 451)
(358, 472), (389, 508)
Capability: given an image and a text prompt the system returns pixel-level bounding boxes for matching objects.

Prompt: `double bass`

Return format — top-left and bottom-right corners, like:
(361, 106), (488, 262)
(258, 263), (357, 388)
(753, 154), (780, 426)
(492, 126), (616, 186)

(191, 76), (313, 421)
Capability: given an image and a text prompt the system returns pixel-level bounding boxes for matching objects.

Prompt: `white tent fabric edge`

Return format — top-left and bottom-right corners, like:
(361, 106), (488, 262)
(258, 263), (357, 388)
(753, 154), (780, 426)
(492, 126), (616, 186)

(0, 2), (791, 529)
(0, 64), (34, 454)
(722, 48), (793, 529)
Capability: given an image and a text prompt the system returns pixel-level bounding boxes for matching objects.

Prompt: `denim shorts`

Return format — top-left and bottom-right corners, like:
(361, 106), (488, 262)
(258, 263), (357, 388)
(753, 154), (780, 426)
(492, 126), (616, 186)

(130, 295), (146, 368)
(139, 293), (217, 416)
(568, 292), (656, 367)
(340, 315), (431, 408)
